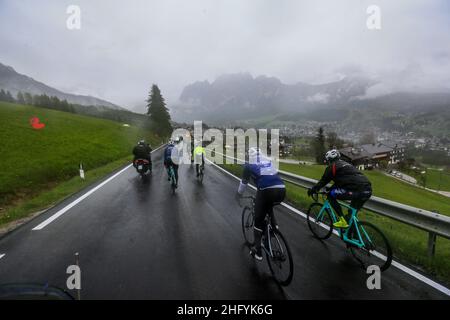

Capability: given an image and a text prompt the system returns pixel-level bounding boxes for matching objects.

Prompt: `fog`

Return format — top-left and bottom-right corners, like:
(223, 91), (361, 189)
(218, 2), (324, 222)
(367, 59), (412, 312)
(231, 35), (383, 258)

(0, 0), (449, 109)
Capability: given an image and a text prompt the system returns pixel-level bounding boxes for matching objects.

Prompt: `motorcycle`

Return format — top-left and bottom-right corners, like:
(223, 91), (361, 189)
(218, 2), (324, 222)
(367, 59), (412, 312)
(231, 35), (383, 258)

(134, 159), (152, 178)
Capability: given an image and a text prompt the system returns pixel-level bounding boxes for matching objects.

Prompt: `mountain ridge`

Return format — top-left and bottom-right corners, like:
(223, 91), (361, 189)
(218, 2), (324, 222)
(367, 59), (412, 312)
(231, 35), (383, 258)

(0, 62), (123, 110)
(172, 73), (450, 128)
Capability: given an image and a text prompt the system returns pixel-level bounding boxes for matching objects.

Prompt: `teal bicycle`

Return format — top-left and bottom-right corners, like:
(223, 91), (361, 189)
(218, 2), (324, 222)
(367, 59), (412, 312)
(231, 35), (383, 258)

(167, 165), (177, 194)
(307, 190), (392, 271)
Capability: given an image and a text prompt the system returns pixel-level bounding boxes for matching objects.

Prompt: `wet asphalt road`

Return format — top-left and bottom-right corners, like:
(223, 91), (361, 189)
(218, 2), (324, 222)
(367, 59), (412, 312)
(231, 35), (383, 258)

(0, 148), (448, 299)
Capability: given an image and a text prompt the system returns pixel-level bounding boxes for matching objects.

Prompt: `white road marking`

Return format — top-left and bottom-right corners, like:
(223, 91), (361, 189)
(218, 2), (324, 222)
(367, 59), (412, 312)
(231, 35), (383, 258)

(207, 159), (450, 297)
(33, 144), (166, 231)
(0, 254), (5, 260)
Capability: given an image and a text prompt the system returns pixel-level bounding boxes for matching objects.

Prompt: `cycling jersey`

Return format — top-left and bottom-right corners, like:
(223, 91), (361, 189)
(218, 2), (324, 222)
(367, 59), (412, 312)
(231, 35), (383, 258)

(164, 144), (182, 165)
(238, 154), (284, 192)
(193, 146), (205, 155)
(315, 159), (371, 192)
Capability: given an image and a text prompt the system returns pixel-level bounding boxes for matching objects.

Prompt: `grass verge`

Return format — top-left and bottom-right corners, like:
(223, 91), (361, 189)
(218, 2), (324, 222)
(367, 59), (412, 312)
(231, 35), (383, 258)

(0, 156), (132, 232)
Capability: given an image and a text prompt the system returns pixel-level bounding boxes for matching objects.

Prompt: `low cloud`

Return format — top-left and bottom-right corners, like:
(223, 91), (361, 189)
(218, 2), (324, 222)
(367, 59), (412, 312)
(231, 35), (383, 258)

(0, 0), (449, 108)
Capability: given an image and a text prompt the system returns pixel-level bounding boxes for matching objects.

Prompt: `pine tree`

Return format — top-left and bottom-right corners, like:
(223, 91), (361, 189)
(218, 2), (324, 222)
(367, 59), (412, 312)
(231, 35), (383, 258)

(146, 84), (172, 136)
(312, 127), (326, 164)
(50, 96), (61, 110)
(24, 92), (33, 105)
(5, 91), (15, 103)
(17, 91), (26, 104)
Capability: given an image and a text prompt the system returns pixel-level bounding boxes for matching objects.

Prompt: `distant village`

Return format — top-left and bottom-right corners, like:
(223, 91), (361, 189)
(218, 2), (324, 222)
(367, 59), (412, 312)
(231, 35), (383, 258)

(277, 121), (450, 164)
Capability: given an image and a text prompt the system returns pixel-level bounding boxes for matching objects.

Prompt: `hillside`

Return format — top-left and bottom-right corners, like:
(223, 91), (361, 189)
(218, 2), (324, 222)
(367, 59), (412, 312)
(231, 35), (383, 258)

(0, 62), (122, 109)
(0, 102), (161, 209)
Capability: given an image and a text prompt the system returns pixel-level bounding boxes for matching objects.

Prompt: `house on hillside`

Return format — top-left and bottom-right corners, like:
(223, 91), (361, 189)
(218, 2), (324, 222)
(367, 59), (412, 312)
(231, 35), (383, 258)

(359, 143), (392, 164)
(339, 147), (371, 170)
(340, 142), (406, 169)
(379, 141), (406, 163)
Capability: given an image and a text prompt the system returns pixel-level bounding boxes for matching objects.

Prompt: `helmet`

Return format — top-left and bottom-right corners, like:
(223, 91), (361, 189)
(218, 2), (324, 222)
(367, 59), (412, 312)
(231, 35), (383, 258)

(138, 139), (146, 145)
(325, 149), (340, 162)
(247, 147), (262, 158)
(173, 136), (181, 143)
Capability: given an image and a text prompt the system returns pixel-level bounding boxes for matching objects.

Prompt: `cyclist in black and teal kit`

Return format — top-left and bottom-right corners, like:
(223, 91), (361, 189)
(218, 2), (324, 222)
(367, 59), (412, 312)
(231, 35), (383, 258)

(236, 147), (285, 261)
(308, 149), (372, 228)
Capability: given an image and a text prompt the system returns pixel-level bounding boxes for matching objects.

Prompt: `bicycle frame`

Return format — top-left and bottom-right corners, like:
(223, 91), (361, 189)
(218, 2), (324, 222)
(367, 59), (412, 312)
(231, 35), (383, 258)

(168, 166), (176, 185)
(316, 199), (373, 249)
(263, 224), (284, 258)
(246, 197), (282, 258)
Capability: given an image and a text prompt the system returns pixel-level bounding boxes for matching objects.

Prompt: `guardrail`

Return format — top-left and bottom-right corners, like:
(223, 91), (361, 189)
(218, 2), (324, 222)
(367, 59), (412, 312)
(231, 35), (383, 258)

(212, 151), (450, 257)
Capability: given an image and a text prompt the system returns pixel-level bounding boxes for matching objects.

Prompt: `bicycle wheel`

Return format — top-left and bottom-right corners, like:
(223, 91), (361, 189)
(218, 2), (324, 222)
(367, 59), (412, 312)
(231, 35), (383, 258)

(266, 228), (294, 286)
(349, 221), (392, 272)
(199, 168), (204, 183)
(306, 203), (334, 240)
(170, 168), (176, 194)
(241, 206), (255, 246)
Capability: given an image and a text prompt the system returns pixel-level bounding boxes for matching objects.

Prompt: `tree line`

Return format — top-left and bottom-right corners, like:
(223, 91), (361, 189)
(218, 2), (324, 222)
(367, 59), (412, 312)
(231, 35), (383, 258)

(1, 85), (173, 138)
(0, 89), (75, 113)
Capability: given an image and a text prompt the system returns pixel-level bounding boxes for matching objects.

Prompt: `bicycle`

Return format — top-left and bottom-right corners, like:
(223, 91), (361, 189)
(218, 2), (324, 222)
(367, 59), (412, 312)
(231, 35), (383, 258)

(197, 163), (204, 183)
(241, 196), (294, 286)
(167, 165), (177, 194)
(306, 190), (392, 271)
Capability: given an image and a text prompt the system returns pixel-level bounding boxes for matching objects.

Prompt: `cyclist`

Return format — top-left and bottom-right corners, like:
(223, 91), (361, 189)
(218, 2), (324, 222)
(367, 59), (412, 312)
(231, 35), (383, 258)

(308, 149), (372, 228)
(164, 137), (183, 188)
(236, 147), (286, 261)
(190, 136), (195, 164)
(132, 139), (152, 169)
(193, 141), (206, 178)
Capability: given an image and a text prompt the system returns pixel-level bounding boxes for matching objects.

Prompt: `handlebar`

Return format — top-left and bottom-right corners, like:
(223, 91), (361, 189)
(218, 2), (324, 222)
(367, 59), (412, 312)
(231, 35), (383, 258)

(308, 189), (330, 202)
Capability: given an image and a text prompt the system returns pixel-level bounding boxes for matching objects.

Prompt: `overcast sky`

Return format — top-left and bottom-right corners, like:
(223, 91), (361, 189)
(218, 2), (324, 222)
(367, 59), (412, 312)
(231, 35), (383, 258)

(0, 0), (449, 109)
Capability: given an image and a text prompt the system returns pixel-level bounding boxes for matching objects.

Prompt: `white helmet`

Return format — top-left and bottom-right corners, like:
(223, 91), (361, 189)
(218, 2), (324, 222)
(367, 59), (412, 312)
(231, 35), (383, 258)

(248, 147), (261, 158)
(325, 149), (340, 162)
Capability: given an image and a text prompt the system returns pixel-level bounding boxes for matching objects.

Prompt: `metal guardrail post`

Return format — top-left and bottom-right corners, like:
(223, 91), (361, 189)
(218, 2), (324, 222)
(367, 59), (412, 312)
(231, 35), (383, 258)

(428, 232), (437, 258)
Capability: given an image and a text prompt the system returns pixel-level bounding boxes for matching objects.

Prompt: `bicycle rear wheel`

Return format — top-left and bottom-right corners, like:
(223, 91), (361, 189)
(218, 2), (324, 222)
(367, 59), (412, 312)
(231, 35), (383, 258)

(199, 168), (204, 183)
(266, 228), (294, 286)
(306, 203), (334, 240)
(241, 206), (255, 246)
(170, 168), (177, 194)
(349, 221), (392, 272)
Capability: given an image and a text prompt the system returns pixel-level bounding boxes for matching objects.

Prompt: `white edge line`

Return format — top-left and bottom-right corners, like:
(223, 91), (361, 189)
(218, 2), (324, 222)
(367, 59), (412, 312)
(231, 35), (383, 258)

(0, 254), (5, 260)
(32, 144), (166, 231)
(206, 159), (450, 297)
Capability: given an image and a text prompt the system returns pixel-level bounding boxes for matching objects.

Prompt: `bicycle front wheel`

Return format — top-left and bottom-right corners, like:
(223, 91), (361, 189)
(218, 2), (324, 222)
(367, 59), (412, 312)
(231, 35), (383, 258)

(241, 206), (255, 246)
(266, 228), (294, 286)
(349, 221), (392, 272)
(306, 203), (334, 240)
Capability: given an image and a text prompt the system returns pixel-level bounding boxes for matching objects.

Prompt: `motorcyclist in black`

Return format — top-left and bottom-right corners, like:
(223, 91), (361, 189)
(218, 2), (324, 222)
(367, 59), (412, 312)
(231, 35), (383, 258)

(308, 149), (372, 228)
(132, 140), (152, 169)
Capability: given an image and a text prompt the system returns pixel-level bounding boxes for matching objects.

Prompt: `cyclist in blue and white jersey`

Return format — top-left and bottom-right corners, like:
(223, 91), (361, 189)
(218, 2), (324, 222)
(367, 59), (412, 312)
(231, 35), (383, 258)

(236, 147), (286, 261)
